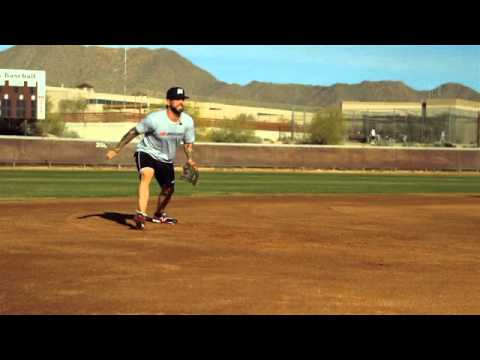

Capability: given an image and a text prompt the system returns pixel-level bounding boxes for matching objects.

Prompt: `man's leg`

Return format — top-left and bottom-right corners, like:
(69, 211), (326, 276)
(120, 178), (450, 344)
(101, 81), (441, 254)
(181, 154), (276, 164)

(151, 162), (177, 224)
(155, 185), (174, 216)
(152, 186), (177, 224)
(137, 167), (155, 213)
(134, 167), (154, 229)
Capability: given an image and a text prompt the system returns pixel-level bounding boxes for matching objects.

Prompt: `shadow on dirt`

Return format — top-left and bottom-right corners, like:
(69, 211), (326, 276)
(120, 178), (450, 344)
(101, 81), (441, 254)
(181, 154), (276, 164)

(78, 212), (137, 230)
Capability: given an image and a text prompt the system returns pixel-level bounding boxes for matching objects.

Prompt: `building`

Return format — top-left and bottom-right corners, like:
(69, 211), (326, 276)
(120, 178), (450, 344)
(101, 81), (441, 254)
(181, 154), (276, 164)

(0, 69), (46, 120)
(46, 85), (315, 123)
(342, 99), (480, 117)
(46, 85), (316, 142)
(46, 85), (162, 114)
(45, 85), (480, 144)
(0, 69), (46, 134)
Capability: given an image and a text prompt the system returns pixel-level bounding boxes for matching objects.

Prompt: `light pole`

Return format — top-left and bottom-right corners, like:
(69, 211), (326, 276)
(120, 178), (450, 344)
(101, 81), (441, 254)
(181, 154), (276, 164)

(477, 111), (480, 148)
(291, 106), (295, 141)
(123, 47), (127, 111)
(303, 110), (306, 141)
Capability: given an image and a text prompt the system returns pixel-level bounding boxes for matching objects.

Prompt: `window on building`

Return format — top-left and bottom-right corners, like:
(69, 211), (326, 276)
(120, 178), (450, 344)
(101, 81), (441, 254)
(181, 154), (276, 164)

(31, 100), (37, 119)
(1, 99), (11, 118)
(17, 98), (26, 118)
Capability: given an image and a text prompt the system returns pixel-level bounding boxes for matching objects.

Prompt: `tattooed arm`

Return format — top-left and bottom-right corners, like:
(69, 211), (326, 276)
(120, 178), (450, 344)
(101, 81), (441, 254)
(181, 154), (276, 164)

(106, 127), (140, 160)
(183, 143), (196, 167)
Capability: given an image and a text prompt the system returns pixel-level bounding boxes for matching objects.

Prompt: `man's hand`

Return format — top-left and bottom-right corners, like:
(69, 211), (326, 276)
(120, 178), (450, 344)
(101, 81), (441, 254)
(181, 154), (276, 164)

(186, 158), (196, 168)
(106, 127), (139, 161)
(106, 149), (118, 160)
(181, 162), (199, 186)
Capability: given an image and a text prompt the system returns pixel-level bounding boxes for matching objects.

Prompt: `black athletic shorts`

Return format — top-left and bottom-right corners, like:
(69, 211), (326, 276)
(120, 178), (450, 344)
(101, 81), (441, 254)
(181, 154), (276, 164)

(134, 151), (175, 188)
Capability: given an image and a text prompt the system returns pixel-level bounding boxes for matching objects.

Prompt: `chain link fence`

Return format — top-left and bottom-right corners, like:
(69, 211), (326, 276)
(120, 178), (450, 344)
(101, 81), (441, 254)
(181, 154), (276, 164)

(345, 108), (480, 147)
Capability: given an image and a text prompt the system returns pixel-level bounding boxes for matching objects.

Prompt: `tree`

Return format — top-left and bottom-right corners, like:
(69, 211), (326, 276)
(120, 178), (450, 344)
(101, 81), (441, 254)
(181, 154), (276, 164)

(35, 95), (79, 138)
(307, 108), (346, 145)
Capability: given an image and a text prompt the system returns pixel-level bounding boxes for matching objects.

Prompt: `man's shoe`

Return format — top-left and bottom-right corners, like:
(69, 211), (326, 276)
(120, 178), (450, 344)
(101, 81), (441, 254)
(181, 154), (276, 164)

(133, 212), (147, 230)
(152, 212), (178, 224)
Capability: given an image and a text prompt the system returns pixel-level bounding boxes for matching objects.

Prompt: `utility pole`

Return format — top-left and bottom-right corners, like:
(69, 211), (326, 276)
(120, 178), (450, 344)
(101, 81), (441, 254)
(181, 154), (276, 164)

(123, 47), (127, 111)
(477, 111), (480, 148)
(421, 101), (427, 143)
(303, 110), (306, 141)
(478, 64), (480, 148)
(290, 107), (295, 141)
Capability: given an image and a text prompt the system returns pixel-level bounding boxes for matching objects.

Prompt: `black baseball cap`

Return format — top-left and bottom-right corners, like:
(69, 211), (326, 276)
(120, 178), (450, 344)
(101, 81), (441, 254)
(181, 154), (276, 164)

(166, 86), (189, 100)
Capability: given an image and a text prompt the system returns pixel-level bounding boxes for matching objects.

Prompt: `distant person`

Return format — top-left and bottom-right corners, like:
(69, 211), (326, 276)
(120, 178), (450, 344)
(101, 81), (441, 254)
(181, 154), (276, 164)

(370, 128), (376, 144)
(106, 86), (197, 230)
(440, 131), (446, 143)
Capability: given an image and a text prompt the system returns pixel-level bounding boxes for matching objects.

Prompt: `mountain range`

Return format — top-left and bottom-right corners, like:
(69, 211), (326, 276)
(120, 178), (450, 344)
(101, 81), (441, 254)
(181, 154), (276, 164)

(1, 45), (479, 109)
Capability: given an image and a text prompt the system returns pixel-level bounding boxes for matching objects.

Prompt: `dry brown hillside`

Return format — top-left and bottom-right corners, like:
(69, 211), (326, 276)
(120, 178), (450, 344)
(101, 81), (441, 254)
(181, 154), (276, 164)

(1, 45), (479, 108)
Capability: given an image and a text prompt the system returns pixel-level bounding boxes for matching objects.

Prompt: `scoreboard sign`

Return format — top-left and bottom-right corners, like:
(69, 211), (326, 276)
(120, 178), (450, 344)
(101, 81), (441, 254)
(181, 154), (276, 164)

(0, 69), (46, 120)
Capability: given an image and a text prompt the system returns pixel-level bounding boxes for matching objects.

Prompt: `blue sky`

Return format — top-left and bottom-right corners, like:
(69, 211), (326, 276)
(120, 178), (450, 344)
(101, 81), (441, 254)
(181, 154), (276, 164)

(1, 45), (479, 91)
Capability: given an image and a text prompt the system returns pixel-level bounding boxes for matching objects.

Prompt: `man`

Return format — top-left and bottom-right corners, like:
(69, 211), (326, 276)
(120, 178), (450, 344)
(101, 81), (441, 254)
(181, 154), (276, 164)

(370, 128), (376, 144)
(106, 86), (196, 230)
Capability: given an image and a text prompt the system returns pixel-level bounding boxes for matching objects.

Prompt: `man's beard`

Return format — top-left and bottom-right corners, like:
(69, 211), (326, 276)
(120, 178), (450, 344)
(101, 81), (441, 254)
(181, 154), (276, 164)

(170, 105), (184, 116)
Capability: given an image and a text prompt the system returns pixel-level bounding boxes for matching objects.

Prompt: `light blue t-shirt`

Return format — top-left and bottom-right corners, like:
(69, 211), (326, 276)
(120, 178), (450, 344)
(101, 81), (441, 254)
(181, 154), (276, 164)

(135, 110), (195, 163)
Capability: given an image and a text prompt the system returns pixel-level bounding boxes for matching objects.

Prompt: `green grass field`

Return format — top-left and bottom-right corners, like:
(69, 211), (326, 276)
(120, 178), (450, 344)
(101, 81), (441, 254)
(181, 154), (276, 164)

(0, 169), (479, 199)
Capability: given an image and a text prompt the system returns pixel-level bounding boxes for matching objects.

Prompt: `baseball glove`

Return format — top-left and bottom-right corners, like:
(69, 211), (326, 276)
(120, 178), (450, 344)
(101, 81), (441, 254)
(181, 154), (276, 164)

(181, 163), (199, 186)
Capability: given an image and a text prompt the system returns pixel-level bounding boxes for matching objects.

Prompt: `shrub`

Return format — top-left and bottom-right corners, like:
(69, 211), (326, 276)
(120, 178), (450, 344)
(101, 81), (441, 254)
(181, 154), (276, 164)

(307, 108), (346, 145)
(37, 96), (79, 138)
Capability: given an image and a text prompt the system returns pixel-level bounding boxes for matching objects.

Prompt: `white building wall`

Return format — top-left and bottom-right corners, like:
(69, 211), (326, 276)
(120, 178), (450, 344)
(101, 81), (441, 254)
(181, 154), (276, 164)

(65, 122), (292, 143)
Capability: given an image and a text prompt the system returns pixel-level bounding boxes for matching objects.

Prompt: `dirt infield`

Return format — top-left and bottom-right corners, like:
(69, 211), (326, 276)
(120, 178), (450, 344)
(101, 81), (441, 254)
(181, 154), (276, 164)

(1, 194), (480, 314)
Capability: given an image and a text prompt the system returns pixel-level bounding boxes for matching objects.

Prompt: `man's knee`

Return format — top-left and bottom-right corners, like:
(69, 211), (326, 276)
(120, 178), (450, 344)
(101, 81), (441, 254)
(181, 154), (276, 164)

(161, 186), (174, 197)
(140, 168), (154, 181)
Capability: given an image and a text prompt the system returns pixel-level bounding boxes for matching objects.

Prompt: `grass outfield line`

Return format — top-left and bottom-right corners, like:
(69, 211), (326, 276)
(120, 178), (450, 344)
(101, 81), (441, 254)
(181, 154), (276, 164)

(0, 169), (479, 199)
